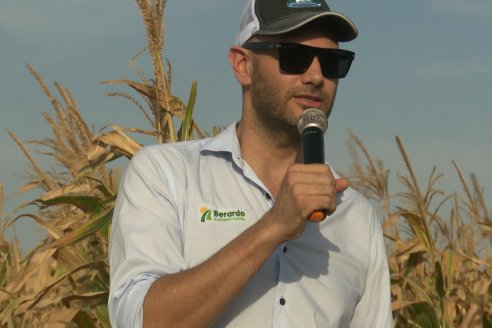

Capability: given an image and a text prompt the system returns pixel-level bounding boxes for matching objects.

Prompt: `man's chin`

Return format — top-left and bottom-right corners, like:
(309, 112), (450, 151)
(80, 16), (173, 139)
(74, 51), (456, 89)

(266, 121), (300, 141)
(281, 123), (302, 144)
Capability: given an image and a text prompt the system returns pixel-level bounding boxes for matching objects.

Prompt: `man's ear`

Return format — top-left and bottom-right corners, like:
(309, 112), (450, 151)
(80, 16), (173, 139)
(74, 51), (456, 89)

(229, 46), (252, 87)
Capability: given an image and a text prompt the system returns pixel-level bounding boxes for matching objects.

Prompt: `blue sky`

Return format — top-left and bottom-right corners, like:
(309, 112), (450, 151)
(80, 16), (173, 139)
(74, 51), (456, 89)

(1, 0), (491, 252)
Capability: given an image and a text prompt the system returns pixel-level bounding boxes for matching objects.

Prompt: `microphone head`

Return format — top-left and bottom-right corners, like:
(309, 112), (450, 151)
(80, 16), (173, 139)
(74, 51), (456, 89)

(297, 108), (328, 134)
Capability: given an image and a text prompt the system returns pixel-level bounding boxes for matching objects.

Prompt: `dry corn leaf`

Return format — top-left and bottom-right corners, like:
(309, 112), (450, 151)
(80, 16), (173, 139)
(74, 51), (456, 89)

(16, 294), (63, 313)
(39, 207), (113, 252)
(88, 126), (142, 167)
(480, 222), (492, 234)
(7, 213), (61, 240)
(46, 308), (80, 328)
(0, 295), (34, 325)
(99, 79), (185, 118)
(22, 261), (107, 312)
(39, 183), (92, 202)
(4, 248), (57, 296)
(396, 237), (427, 263)
(456, 249), (490, 267)
(443, 296), (459, 326)
(62, 291), (109, 306)
(382, 212), (399, 233)
(392, 299), (419, 311)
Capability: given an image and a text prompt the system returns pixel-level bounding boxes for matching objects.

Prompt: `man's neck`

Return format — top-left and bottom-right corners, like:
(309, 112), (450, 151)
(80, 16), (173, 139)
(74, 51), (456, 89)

(236, 120), (300, 198)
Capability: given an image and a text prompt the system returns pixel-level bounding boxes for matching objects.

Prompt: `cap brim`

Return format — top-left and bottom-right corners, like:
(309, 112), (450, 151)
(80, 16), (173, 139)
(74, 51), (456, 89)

(253, 12), (358, 42)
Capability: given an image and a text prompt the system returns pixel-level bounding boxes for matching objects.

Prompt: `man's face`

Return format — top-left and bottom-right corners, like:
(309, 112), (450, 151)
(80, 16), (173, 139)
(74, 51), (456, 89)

(248, 29), (340, 143)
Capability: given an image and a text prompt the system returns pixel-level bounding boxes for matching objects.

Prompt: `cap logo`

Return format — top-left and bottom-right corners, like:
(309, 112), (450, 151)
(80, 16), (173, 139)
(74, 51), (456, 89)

(287, 0), (322, 8)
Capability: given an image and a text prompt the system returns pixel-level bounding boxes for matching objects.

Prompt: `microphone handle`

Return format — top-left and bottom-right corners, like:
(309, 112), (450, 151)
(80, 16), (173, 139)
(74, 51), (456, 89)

(301, 126), (325, 164)
(301, 126), (327, 222)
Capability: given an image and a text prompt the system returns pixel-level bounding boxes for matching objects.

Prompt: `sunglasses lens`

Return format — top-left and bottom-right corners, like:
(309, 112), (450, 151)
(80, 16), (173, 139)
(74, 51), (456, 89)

(278, 45), (314, 74)
(318, 51), (354, 78)
(279, 45), (354, 78)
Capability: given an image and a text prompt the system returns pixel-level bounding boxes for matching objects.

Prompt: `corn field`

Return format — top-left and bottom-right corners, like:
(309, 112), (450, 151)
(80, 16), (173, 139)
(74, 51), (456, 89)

(1, 1), (491, 327)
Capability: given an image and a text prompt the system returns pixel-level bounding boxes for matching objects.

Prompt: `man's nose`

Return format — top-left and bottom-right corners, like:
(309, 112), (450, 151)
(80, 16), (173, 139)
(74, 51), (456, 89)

(301, 56), (324, 87)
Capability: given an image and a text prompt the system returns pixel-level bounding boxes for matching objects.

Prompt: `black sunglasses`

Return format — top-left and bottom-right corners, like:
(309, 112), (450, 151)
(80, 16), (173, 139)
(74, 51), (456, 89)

(242, 42), (355, 79)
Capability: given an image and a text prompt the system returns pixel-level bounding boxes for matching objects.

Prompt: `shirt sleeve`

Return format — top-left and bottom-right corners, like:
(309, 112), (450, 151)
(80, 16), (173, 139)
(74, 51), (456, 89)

(108, 147), (186, 328)
(350, 208), (393, 327)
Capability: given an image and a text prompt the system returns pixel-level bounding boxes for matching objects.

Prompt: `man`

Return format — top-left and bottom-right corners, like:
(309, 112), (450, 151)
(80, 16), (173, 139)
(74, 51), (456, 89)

(108, 0), (393, 327)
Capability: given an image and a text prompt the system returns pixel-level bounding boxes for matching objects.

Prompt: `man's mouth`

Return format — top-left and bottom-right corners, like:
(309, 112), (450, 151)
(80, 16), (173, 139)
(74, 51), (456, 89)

(294, 95), (323, 108)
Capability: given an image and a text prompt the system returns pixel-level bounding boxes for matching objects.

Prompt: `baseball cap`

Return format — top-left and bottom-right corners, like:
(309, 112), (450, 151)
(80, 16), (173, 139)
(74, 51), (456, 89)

(236, 0), (358, 45)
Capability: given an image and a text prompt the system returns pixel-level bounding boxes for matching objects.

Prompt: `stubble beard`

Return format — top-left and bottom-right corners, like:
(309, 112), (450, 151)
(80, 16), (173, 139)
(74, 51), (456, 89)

(251, 81), (300, 147)
(250, 67), (334, 148)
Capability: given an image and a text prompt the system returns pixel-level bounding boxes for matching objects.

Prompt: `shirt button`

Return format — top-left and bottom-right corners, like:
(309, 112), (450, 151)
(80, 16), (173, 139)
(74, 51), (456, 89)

(279, 298), (286, 306)
(282, 246), (287, 253)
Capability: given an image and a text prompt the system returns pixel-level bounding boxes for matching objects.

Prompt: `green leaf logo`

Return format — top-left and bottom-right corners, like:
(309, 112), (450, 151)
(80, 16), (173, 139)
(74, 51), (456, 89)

(200, 207), (212, 222)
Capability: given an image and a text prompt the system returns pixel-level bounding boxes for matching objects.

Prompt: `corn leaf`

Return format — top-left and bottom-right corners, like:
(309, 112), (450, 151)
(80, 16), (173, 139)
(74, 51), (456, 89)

(406, 302), (440, 328)
(72, 309), (98, 328)
(435, 261), (445, 298)
(404, 252), (424, 277)
(39, 207), (113, 251)
(31, 195), (107, 214)
(401, 211), (434, 254)
(484, 315), (492, 328)
(62, 291), (108, 306)
(23, 260), (107, 311)
(99, 79), (185, 118)
(180, 80), (198, 141)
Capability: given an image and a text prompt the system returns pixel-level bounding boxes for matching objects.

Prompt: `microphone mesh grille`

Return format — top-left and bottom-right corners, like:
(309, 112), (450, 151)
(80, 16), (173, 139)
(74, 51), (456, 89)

(297, 108), (328, 134)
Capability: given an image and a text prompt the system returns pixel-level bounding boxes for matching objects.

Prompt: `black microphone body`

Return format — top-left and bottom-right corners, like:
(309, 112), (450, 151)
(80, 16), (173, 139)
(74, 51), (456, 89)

(297, 108), (329, 222)
(301, 126), (325, 164)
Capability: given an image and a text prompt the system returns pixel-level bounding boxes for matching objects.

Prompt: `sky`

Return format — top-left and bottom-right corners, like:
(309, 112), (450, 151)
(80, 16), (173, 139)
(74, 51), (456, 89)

(1, 0), (491, 252)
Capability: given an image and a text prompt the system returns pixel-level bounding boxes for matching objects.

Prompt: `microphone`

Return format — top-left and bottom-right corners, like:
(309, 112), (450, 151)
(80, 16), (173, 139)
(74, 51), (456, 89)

(297, 108), (328, 222)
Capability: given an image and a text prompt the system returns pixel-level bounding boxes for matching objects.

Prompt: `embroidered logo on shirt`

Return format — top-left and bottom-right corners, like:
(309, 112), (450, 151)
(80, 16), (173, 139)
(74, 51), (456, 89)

(287, 0), (322, 8)
(200, 207), (246, 222)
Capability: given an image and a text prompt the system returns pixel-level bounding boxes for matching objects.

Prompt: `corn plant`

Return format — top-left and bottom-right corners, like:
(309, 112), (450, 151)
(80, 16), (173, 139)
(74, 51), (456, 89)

(0, 0), (201, 326)
(344, 133), (492, 327)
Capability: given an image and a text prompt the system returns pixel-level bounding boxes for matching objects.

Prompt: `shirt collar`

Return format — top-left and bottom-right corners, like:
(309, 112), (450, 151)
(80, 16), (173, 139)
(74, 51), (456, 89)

(200, 121), (340, 196)
(201, 122), (243, 166)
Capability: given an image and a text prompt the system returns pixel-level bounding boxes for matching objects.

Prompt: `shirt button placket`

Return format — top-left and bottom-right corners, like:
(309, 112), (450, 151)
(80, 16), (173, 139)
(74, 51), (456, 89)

(274, 242), (288, 325)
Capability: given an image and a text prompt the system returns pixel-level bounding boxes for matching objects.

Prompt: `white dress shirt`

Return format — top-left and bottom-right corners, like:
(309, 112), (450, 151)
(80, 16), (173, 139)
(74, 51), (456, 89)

(108, 123), (393, 327)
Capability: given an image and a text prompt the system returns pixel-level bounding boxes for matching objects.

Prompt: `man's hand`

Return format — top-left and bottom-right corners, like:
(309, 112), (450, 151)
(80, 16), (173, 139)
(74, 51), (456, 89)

(263, 164), (349, 242)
